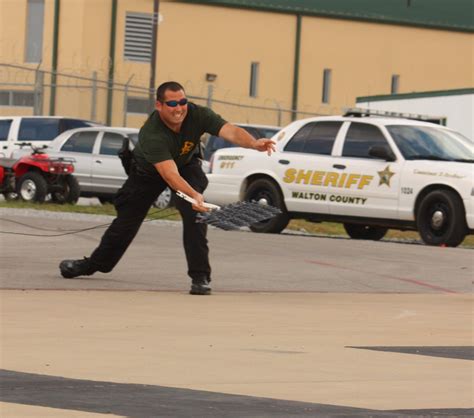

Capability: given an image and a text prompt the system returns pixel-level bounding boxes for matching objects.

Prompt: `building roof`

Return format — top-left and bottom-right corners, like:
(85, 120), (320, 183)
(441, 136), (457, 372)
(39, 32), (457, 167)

(181, 0), (474, 32)
(357, 88), (474, 102)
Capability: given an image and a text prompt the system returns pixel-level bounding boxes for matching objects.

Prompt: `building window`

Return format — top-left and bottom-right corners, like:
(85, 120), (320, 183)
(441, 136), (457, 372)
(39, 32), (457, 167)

(126, 97), (150, 114)
(391, 74), (400, 94)
(124, 12), (153, 62)
(25, 0), (45, 63)
(322, 69), (331, 104)
(0, 91), (35, 107)
(249, 62), (259, 97)
(0, 92), (9, 106)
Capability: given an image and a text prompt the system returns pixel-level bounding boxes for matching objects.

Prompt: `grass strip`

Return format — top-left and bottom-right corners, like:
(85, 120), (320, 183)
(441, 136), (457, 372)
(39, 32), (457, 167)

(1, 200), (472, 247)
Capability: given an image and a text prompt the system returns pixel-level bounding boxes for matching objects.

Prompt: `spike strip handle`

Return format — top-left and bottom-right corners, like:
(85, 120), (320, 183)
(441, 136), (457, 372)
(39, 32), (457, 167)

(176, 191), (221, 210)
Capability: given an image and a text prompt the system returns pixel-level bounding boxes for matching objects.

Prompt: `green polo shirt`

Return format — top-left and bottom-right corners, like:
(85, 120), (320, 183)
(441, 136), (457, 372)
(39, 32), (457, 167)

(133, 103), (227, 174)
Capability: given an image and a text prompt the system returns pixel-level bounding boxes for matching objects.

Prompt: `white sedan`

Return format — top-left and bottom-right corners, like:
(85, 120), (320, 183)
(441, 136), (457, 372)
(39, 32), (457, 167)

(204, 114), (473, 247)
(17, 127), (173, 208)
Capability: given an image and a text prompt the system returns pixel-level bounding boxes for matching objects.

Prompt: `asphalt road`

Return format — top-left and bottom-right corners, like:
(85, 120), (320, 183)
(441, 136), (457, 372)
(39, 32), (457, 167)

(0, 208), (472, 294)
(1, 207), (473, 417)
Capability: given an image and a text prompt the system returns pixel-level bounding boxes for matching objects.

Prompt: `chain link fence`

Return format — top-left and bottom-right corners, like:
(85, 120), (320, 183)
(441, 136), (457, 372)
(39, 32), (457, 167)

(0, 63), (330, 127)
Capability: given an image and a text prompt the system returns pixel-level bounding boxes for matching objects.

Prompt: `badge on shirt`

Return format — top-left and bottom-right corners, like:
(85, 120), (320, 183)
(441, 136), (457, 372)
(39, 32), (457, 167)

(180, 141), (195, 156)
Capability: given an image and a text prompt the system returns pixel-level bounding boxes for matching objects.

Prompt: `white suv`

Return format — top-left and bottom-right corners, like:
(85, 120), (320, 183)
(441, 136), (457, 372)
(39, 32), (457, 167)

(204, 113), (473, 247)
(0, 116), (101, 157)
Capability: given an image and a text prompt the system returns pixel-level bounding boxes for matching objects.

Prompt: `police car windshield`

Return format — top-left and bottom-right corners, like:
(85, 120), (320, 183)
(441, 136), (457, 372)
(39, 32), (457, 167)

(446, 130), (472, 144)
(387, 125), (473, 162)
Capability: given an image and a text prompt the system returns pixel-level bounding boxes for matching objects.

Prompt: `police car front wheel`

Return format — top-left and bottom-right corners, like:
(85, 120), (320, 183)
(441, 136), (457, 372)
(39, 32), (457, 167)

(244, 178), (289, 234)
(416, 189), (467, 247)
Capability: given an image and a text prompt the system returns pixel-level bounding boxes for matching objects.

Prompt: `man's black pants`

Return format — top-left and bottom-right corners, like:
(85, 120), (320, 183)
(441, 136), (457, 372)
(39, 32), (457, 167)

(89, 157), (211, 281)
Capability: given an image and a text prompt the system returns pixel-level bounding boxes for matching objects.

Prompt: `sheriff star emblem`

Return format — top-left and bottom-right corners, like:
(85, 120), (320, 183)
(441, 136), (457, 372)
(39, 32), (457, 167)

(377, 165), (395, 187)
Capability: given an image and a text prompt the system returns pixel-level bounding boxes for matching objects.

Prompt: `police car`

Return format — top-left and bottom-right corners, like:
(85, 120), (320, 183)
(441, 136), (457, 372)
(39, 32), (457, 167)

(204, 110), (473, 247)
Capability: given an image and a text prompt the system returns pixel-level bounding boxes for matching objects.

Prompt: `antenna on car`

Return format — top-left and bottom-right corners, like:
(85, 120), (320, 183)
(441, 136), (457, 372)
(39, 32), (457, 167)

(343, 107), (447, 125)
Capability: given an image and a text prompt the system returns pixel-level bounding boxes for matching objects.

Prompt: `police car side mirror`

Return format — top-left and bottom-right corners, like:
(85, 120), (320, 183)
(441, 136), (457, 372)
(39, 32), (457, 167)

(369, 145), (395, 161)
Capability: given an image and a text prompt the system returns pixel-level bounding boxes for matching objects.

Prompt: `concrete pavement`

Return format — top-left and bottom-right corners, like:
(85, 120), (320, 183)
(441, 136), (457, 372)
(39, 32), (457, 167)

(0, 209), (473, 417)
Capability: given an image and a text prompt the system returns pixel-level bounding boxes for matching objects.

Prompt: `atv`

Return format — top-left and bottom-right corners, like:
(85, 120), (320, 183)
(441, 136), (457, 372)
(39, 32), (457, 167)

(0, 144), (80, 204)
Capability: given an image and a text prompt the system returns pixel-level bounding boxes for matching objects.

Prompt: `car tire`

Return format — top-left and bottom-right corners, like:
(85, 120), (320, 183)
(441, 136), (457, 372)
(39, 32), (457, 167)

(17, 171), (48, 203)
(51, 175), (80, 204)
(416, 189), (466, 247)
(3, 192), (18, 201)
(244, 178), (289, 233)
(153, 187), (175, 209)
(343, 223), (388, 241)
(98, 196), (115, 205)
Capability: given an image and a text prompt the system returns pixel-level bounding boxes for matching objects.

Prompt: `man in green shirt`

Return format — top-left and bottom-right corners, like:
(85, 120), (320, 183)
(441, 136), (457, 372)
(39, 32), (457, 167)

(59, 81), (275, 295)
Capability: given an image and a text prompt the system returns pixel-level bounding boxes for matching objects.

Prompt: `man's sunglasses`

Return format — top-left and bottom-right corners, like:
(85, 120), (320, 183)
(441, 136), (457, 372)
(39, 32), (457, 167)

(163, 98), (188, 107)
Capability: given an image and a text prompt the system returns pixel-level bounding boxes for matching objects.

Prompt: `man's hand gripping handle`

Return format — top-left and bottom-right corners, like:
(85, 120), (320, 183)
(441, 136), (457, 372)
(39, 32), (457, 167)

(176, 191), (221, 211)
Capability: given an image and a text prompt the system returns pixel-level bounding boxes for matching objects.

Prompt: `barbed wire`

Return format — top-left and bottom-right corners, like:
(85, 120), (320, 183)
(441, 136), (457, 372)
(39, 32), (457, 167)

(0, 62), (338, 126)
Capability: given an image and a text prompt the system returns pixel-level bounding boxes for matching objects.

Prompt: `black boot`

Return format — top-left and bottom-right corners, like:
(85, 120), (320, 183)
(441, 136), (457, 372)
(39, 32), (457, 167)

(59, 257), (97, 279)
(190, 278), (211, 295)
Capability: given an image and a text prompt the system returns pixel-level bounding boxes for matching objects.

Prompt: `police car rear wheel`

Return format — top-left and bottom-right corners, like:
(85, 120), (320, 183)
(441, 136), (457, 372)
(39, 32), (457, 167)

(416, 189), (466, 247)
(343, 223), (387, 241)
(245, 178), (289, 233)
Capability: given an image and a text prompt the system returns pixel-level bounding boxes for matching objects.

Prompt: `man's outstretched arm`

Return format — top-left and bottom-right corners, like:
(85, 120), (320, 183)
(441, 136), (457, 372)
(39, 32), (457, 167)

(154, 159), (208, 212)
(218, 123), (276, 155)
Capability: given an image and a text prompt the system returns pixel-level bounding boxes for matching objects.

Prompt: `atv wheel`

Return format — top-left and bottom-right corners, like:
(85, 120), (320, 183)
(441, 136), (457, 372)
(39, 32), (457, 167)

(343, 223), (388, 241)
(51, 175), (80, 204)
(244, 178), (289, 233)
(17, 172), (48, 203)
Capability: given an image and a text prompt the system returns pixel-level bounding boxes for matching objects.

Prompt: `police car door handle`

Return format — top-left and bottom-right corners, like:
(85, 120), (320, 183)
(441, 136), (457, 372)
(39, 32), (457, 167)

(333, 164), (346, 170)
(278, 159), (290, 165)
(94, 160), (102, 164)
